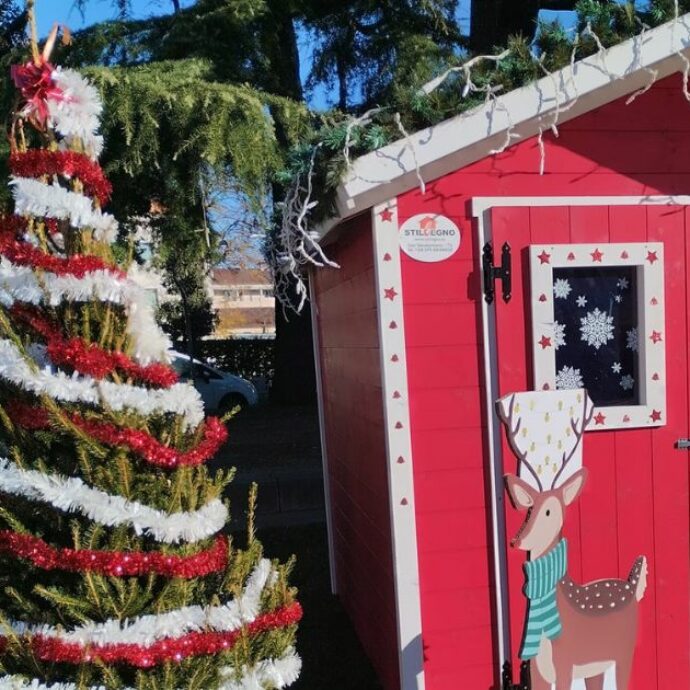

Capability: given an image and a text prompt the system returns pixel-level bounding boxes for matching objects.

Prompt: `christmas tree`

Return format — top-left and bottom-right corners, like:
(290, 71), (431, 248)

(0, 14), (301, 690)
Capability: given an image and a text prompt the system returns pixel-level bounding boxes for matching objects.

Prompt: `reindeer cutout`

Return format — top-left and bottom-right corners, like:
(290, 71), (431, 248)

(497, 390), (648, 690)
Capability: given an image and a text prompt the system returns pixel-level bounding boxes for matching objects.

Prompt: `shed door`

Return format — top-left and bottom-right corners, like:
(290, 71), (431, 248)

(488, 204), (690, 690)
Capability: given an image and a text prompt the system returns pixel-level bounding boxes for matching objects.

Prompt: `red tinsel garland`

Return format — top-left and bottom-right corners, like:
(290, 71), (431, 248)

(11, 305), (178, 388)
(26, 602), (303, 667)
(0, 531), (228, 578)
(10, 150), (112, 206)
(0, 217), (124, 278)
(7, 401), (228, 469)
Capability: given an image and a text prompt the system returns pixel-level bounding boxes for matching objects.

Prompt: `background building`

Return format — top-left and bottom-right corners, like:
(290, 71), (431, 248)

(210, 268), (276, 338)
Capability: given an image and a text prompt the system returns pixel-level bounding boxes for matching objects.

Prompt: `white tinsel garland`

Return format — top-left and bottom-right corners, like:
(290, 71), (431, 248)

(48, 67), (104, 159)
(0, 258), (172, 364)
(0, 649), (301, 690)
(10, 178), (118, 244)
(0, 458), (226, 544)
(0, 339), (203, 429)
(10, 560), (272, 645)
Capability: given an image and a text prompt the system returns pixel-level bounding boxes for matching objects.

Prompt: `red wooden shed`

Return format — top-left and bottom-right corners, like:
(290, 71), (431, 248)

(309, 15), (690, 690)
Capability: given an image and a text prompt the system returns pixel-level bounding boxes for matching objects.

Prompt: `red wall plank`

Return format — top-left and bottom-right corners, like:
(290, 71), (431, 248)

(312, 213), (401, 690)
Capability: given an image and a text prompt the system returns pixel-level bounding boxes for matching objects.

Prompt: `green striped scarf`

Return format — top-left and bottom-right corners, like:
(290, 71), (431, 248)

(520, 538), (567, 660)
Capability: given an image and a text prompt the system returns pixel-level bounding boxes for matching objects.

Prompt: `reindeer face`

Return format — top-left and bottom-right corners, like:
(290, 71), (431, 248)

(505, 469), (587, 558)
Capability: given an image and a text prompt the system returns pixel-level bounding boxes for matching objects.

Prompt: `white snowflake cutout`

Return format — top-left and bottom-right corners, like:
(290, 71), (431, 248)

(553, 322), (566, 350)
(618, 277), (629, 290)
(620, 374), (635, 391)
(580, 308), (614, 350)
(626, 327), (639, 352)
(576, 295), (587, 308)
(611, 362), (622, 373)
(553, 278), (572, 300)
(555, 365), (584, 390)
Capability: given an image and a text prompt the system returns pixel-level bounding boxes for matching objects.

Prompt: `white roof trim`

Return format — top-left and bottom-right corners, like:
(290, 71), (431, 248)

(325, 13), (690, 227)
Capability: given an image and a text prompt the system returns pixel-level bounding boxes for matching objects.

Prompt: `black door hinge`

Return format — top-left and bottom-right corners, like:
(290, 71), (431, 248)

(482, 241), (512, 304)
(502, 660), (531, 690)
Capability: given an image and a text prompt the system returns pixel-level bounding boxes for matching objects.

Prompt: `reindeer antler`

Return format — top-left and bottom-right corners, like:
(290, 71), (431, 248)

(499, 394), (544, 491)
(551, 396), (594, 489)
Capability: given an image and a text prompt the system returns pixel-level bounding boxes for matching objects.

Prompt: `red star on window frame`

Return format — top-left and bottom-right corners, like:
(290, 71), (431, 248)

(646, 250), (658, 264)
(537, 250), (551, 265)
(650, 409), (662, 422)
(594, 412), (606, 425)
(650, 330), (663, 344)
(384, 287), (398, 301)
(538, 335), (552, 349)
(590, 248), (604, 262)
(379, 208), (394, 222)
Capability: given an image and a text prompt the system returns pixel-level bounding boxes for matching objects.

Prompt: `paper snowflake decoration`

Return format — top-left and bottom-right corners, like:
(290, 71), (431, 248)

(576, 295), (587, 308)
(556, 365), (584, 390)
(620, 374), (635, 391)
(626, 327), (639, 352)
(614, 295), (622, 303)
(618, 277), (629, 290)
(553, 321), (566, 350)
(580, 308), (614, 350)
(611, 362), (622, 373)
(553, 278), (572, 299)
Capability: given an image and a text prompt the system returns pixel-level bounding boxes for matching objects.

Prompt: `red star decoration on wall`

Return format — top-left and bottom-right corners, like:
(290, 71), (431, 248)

(594, 412), (606, 425)
(379, 208), (394, 222)
(646, 250), (658, 264)
(590, 248), (604, 262)
(538, 335), (552, 349)
(537, 250), (551, 264)
(650, 409), (662, 422)
(650, 330), (663, 344)
(384, 287), (398, 301)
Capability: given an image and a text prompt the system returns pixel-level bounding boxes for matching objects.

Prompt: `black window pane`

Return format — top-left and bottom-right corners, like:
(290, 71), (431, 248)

(552, 266), (639, 407)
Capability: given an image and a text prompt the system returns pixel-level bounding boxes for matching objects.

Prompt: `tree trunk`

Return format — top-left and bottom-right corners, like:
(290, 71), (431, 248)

(271, 296), (317, 405)
(337, 50), (348, 111)
(259, 2), (316, 404)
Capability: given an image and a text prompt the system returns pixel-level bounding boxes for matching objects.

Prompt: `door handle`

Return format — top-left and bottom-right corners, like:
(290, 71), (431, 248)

(677, 439), (690, 449)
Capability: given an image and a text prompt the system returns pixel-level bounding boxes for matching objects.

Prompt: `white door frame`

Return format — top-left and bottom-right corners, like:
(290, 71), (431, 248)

(470, 195), (690, 681)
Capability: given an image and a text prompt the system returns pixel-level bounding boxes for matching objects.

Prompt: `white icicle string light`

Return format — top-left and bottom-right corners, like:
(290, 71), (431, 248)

(10, 178), (118, 244)
(0, 339), (204, 429)
(274, 144), (339, 312)
(274, 12), (690, 312)
(9, 560), (272, 645)
(0, 458), (227, 544)
(0, 650), (301, 690)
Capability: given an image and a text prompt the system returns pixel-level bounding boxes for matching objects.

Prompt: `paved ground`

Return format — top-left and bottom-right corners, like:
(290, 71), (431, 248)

(212, 404), (327, 528)
(218, 403), (382, 690)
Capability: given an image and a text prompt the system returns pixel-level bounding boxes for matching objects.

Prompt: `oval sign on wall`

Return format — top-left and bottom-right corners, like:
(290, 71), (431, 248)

(399, 213), (461, 262)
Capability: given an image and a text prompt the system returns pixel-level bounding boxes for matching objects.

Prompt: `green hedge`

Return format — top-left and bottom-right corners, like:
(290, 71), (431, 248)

(190, 338), (275, 383)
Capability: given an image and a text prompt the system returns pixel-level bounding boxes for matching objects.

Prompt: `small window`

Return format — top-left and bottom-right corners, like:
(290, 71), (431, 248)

(530, 243), (665, 430)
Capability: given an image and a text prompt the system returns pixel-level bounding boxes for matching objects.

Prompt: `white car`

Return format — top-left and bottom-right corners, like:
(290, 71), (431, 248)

(170, 352), (259, 414)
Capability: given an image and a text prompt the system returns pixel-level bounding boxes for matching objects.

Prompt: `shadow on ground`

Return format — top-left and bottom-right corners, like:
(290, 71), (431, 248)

(224, 403), (382, 690)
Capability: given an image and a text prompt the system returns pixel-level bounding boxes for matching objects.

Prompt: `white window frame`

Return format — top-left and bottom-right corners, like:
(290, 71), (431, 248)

(530, 242), (666, 431)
